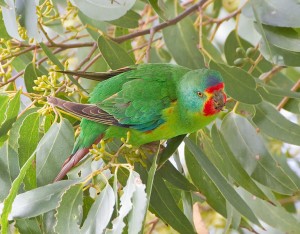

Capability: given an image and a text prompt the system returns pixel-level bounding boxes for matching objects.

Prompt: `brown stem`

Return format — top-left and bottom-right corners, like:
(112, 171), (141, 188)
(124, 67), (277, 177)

(113, 0), (210, 43)
(277, 79), (300, 111)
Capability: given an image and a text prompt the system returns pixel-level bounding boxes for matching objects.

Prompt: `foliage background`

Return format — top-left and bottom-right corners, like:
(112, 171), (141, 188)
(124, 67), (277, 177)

(0, 0), (300, 233)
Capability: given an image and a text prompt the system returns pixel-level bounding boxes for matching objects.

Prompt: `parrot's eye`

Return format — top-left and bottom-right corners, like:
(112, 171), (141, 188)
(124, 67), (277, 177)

(197, 91), (203, 97)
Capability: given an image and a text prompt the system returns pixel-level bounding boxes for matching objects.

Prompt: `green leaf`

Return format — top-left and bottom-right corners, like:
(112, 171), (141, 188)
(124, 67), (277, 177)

(253, 101), (300, 146)
(211, 124), (267, 200)
(1, 1), (22, 40)
(242, 0), (300, 27)
(97, 35), (135, 70)
(18, 112), (40, 190)
(15, 0), (41, 41)
(158, 134), (186, 167)
(0, 179), (80, 220)
(136, 164), (196, 234)
(0, 10), (10, 40)
(36, 119), (74, 186)
(260, 38), (300, 66)
(147, 0), (167, 21)
(162, 0), (205, 69)
(81, 184), (115, 234)
(15, 218), (42, 234)
(54, 184), (83, 234)
(184, 138), (260, 226)
(108, 171), (146, 234)
(0, 95), (10, 128)
(109, 10), (141, 28)
(39, 42), (86, 91)
(0, 142), (17, 201)
(0, 90), (21, 141)
(210, 62), (262, 104)
(224, 30), (272, 77)
(24, 63), (46, 93)
(221, 113), (299, 194)
(0, 149), (36, 233)
(127, 173), (147, 234)
(185, 142), (227, 217)
(158, 160), (197, 191)
(238, 188), (300, 233)
(257, 83), (300, 99)
(71, 0), (136, 21)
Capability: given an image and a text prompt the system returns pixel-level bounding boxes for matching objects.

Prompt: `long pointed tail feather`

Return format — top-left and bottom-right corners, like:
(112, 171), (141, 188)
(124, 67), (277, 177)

(54, 134), (103, 181)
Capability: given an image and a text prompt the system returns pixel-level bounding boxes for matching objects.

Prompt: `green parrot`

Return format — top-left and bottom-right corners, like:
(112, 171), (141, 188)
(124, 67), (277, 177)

(48, 63), (226, 181)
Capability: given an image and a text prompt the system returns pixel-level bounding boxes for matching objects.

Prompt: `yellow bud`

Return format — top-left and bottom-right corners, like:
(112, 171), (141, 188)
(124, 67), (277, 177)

(222, 0), (240, 13)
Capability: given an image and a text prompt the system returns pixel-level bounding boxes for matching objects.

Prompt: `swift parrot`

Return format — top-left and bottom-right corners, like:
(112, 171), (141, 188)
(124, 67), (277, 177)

(48, 63), (226, 181)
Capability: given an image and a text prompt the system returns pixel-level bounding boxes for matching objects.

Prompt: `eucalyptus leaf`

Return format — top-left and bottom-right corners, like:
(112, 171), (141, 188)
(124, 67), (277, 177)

(54, 184), (83, 234)
(18, 112), (40, 190)
(253, 101), (300, 146)
(97, 35), (135, 70)
(81, 184), (115, 234)
(36, 119), (74, 186)
(184, 138), (260, 226)
(210, 62), (262, 104)
(70, 0), (136, 21)
(242, 0), (300, 27)
(221, 113), (299, 194)
(162, 0), (205, 69)
(238, 188), (300, 233)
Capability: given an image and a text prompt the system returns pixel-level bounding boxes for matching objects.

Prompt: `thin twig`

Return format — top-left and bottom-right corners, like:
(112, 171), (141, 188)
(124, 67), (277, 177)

(113, 0), (210, 43)
(259, 65), (285, 83)
(277, 79), (300, 111)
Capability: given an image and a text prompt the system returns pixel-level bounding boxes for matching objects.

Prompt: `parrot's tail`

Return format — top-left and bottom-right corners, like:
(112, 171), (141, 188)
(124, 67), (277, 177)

(54, 134), (103, 182)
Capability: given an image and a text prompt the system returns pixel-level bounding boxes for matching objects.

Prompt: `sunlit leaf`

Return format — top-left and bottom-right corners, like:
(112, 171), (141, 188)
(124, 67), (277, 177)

(253, 101), (300, 146)
(70, 0), (136, 21)
(185, 138), (260, 226)
(54, 184), (83, 234)
(97, 35), (135, 70)
(210, 62), (262, 104)
(36, 119), (74, 186)
(162, 0), (205, 69)
(81, 184), (115, 234)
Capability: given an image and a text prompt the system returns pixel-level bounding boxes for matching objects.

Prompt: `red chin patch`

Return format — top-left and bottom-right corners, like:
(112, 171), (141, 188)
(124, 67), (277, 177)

(203, 98), (217, 116)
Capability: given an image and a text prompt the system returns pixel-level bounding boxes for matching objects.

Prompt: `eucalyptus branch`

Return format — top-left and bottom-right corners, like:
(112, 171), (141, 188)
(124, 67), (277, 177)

(277, 79), (300, 111)
(113, 0), (210, 43)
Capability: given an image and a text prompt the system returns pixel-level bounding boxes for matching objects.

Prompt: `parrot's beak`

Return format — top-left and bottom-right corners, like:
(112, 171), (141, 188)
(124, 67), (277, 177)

(213, 90), (226, 111)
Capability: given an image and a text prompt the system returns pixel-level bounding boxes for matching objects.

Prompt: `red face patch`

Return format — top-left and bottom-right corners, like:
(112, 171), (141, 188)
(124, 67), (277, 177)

(203, 83), (226, 116)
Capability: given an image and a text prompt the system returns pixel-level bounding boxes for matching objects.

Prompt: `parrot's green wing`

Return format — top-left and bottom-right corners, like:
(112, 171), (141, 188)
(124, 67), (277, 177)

(96, 64), (190, 131)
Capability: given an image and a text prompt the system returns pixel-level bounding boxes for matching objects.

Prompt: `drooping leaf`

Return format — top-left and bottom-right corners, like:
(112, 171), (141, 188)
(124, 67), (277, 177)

(221, 113), (299, 194)
(39, 42), (86, 91)
(1, 0), (22, 40)
(24, 63), (46, 93)
(15, 0), (41, 41)
(253, 101), (300, 146)
(81, 184), (115, 234)
(238, 188), (300, 233)
(70, 0), (136, 21)
(97, 35), (135, 70)
(210, 62), (262, 104)
(211, 125), (267, 200)
(54, 184), (83, 234)
(185, 142), (227, 217)
(136, 164), (196, 234)
(127, 175), (147, 234)
(147, 0), (167, 21)
(162, 0), (205, 69)
(18, 112), (40, 190)
(15, 218), (42, 234)
(0, 180), (80, 220)
(0, 90), (21, 144)
(109, 10), (141, 29)
(36, 119), (74, 186)
(242, 0), (300, 27)
(158, 160), (197, 192)
(184, 138), (260, 226)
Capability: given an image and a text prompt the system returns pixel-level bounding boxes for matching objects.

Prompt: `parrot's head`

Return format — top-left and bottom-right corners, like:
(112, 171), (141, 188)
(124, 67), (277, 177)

(178, 69), (226, 116)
